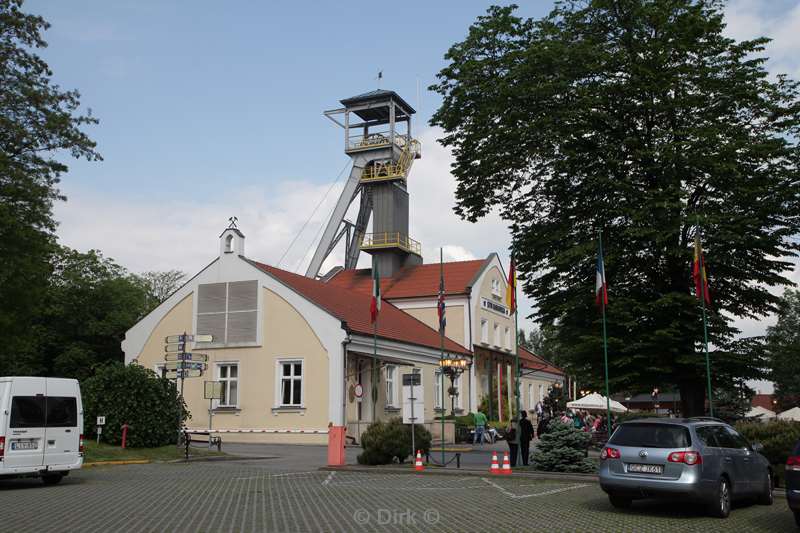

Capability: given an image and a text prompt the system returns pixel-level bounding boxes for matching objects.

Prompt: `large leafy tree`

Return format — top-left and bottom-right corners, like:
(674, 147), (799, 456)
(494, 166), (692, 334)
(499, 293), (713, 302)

(30, 247), (151, 381)
(431, 2), (800, 415)
(765, 289), (800, 410)
(0, 0), (100, 372)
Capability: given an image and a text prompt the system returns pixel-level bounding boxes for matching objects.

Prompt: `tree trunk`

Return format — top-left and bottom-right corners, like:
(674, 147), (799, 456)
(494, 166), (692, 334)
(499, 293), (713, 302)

(679, 381), (706, 417)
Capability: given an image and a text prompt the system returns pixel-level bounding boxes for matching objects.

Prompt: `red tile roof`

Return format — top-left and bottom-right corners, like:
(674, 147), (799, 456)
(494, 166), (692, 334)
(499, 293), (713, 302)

(249, 260), (471, 356)
(326, 259), (489, 299)
(751, 393), (775, 411)
(519, 346), (564, 376)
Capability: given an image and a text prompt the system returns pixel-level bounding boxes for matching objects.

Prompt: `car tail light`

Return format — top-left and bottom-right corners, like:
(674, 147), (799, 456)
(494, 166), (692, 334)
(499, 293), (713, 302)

(0, 436), (4, 459)
(601, 447), (621, 460)
(79, 434), (84, 454)
(787, 456), (800, 471)
(668, 451), (702, 465)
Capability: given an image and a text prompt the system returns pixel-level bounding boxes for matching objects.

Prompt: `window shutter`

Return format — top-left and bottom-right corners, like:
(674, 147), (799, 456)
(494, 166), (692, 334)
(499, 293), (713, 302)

(227, 311), (257, 344)
(197, 313), (226, 344)
(228, 281), (258, 311)
(198, 283), (226, 313)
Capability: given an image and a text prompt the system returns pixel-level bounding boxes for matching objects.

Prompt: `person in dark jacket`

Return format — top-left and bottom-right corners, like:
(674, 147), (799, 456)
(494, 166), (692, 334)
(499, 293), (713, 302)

(505, 421), (518, 467)
(519, 410), (534, 466)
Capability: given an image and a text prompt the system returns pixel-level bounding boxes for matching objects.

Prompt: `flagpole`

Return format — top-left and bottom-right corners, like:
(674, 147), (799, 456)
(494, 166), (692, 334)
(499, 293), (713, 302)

(696, 221), (713, 418)
(513, 261), (521, 467)
(599, 230), (612, 436)
(439, 247), (445, 465)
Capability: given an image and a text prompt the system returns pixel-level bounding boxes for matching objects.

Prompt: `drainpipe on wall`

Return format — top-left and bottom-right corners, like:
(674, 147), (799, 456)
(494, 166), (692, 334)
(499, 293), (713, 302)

(467, 288), (474, 413)
(341, 330), (351, 431)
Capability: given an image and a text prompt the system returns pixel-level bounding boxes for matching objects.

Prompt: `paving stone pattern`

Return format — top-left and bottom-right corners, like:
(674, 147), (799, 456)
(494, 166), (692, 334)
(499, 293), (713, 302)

(0, 461), (795, 532)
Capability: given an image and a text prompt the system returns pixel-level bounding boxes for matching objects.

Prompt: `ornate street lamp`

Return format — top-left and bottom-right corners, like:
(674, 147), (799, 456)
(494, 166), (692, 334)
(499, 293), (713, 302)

(439, 355), (469, 417)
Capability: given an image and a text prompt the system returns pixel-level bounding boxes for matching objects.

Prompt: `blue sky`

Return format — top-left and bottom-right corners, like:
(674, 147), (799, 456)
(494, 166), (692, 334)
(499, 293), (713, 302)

(24, 1), (800, 391)
(29, 1), (551, 199)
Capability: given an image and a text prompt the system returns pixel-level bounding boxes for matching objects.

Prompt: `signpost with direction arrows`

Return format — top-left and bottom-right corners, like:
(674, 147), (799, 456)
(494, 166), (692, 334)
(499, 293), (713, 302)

(163, 333), (212, 443)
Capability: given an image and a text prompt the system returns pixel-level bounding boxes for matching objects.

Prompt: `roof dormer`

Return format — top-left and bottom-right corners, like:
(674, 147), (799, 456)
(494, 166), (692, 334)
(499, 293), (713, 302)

(220, 217), (245, 257)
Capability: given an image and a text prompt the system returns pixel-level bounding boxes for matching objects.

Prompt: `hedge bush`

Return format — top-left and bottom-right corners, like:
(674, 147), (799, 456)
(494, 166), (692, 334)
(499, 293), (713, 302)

(82, 363), (189, 447)
(736, 419), (800, 486)
(531, 422), (596, 473)
(357, 417), (432, 465)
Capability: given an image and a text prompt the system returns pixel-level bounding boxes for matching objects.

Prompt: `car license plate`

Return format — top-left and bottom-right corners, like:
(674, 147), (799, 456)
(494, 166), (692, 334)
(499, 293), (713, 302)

(11, 439), (38, 451)
(628, 463), (663, 474)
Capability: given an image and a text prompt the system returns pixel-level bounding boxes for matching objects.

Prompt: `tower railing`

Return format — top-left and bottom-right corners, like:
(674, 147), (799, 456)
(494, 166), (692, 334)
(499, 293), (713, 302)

(347, 132), (419, 153)
(360, 140), (421, 183)
(360, 232), (422, 255)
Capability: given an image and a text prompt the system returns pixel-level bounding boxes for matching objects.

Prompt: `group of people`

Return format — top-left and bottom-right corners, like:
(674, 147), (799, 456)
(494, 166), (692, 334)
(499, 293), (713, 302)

(558, 409), (613, 434)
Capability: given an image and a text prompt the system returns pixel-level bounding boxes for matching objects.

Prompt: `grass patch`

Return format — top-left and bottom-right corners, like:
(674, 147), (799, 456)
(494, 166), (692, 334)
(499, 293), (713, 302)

(84, 441), (225, 463)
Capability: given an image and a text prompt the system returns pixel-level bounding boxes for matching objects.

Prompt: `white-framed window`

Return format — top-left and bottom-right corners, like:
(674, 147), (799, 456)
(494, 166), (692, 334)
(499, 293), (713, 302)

(494, 323), (500, 347)
(538, 384), (544, 403)
(385, 365), (397, 407)
(453, 373), (462, 409)
(197, 280), (258, 346)
(154, 363), (166, 378)
(491, 279), (500, 296)
(480, 319), (489, 343)
(529, 384), (534, 409)
(505, 327), (511, 349)
(434, 369), (443, 409)
(277, 360), (303, 407)
(217, 363), (239, 407)
(224, 234), (234, 253)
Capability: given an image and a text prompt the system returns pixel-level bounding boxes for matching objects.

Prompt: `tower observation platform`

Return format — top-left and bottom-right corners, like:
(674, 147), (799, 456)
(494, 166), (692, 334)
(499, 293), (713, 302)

(305, 90), (423, 280)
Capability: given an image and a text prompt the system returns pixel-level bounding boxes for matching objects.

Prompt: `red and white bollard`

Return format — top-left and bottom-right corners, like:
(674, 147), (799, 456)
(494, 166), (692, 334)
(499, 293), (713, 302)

(121, 423), (129, 449)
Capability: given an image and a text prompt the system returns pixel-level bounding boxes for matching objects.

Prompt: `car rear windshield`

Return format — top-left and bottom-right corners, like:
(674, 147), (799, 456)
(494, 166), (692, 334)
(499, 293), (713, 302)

(610, 423), (692, 448)
(795, 440), (800, 455)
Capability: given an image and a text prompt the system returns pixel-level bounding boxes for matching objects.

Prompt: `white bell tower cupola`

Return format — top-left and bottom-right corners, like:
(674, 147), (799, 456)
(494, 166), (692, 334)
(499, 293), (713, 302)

(219, 217), (245, 257)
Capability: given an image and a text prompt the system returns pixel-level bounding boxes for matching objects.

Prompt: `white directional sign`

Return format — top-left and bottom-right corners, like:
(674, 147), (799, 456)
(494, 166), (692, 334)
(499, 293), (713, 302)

(164, 352), (208, 362)
(164, 334), (214, 344)
(96, 416), (106, 426)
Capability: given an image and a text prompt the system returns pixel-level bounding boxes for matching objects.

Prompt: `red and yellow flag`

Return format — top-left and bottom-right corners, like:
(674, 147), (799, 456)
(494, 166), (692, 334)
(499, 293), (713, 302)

(693, 233), (710, 305)
(506, 256), (517, 314)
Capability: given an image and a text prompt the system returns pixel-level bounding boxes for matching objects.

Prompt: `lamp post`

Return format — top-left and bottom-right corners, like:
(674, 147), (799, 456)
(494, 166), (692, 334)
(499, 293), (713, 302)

(439, 356), (469, 417)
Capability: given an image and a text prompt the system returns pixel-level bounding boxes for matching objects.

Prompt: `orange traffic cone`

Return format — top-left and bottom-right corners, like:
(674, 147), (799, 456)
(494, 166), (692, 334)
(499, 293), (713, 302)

(489, 451), (500, 475)
(501, 452), (512, 475)
(414, 450), (425, 472)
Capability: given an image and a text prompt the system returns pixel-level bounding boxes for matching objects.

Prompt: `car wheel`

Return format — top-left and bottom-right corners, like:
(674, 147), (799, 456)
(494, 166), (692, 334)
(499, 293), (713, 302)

(708, 477), (731, 518)
(608, 494), (632, 509)
(794, 511), (800, 527)
(756, 470), (773, 506)
(41, 473), (63, 485)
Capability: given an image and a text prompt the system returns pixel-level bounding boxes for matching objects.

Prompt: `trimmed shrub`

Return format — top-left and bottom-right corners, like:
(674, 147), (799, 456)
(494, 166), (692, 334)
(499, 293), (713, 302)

(82, 363), (189, 447)
(531, 422), (595, 473)
(357, 417), (432, 465)
(736, 419), (800, 487)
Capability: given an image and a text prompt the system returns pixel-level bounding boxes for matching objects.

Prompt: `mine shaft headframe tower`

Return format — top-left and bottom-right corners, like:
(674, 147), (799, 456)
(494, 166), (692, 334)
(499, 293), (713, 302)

(305, 90), (423, 279)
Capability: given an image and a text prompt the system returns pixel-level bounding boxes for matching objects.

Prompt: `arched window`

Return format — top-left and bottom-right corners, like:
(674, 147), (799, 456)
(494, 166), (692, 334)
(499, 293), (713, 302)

(225, 234), (234, 253)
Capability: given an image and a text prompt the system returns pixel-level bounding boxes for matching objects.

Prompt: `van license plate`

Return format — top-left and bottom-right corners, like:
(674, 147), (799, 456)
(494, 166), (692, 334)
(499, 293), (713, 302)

(11, 440), (38, 451)
(628, 463), (663, 474)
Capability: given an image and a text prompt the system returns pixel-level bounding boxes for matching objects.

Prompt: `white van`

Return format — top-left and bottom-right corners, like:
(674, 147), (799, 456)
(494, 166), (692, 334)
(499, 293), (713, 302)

(0, 377), (84, 484)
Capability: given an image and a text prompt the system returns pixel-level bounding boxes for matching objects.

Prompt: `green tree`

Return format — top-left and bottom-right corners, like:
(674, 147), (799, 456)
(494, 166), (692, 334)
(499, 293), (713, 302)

(137, 270), (187, 310)
(0, 0), (100, 374)
(765, 289), (800, 410)
(33, 247), (151, 380)
(430, 2), (800, 415)
(531, 422), (595, 473)
(82, 363), (188, 447)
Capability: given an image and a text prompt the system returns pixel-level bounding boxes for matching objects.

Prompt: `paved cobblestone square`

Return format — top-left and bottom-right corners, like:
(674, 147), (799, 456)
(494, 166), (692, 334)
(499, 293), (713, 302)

(0, 461), (795, 532)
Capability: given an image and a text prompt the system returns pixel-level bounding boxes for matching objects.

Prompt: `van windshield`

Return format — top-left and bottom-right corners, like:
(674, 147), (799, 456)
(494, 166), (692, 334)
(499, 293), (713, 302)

(610, 423), (691, 448)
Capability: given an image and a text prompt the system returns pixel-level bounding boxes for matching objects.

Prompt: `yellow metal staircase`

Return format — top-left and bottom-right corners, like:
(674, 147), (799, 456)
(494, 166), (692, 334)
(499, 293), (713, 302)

(360, 139), (420, 183)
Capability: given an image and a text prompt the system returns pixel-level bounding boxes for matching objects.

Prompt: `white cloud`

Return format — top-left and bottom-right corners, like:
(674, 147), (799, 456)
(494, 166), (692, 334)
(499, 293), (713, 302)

(724, 0), (800, 78)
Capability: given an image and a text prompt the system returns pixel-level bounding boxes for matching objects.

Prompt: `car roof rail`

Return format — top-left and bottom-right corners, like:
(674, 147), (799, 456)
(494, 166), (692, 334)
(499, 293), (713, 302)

(688, 416), (726, 423)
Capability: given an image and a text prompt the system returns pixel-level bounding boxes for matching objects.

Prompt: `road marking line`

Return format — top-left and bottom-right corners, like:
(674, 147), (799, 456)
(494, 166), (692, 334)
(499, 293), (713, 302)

(322, 472), (335, 486)
(481, 478), (588, 499)
(271, 471), (318, 477)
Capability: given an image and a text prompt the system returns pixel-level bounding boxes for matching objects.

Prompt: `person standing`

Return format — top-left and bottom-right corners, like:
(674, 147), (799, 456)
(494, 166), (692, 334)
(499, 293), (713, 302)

(473, 410), (488, 446)
(506, 421), (518, 467)
(519, 411), (534, 466)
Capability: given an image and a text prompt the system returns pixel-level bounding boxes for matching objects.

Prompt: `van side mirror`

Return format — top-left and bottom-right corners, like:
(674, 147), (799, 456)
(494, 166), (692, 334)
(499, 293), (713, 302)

(751, 442), (764, 453)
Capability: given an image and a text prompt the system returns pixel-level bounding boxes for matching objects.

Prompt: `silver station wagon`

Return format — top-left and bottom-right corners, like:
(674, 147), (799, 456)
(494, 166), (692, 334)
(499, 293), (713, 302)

(599, 418), (773, 518)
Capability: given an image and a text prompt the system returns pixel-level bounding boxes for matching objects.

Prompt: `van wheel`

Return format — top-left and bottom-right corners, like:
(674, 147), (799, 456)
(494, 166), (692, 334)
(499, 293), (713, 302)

(41, 474), (63, 485)
(757, 470), (773, 505)
(708, 477), (730, 518)
(608, 494), (632, 509)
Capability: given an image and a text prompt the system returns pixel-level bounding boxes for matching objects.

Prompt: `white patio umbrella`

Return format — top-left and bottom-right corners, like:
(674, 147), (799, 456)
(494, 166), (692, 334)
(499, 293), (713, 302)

(744, 405), (776, 421)
(566, 392), (628, 414)
(778, 406), (800, 421)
